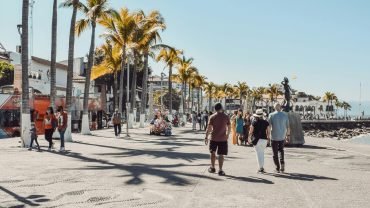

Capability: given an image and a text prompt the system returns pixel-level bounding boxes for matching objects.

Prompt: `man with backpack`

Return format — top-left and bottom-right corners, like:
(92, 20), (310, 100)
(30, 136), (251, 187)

(112, 108), (122, 139)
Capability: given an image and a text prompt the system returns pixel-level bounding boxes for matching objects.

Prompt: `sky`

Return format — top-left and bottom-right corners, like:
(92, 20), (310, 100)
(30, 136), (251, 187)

(1, 0), (370, 103)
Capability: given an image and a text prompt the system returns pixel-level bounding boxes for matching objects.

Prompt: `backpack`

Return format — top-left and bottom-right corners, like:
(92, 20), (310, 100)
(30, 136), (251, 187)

(113, 113), (121, 125)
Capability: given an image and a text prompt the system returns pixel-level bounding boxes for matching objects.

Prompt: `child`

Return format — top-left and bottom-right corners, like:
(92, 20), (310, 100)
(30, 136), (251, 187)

(28, 123), (40, 151)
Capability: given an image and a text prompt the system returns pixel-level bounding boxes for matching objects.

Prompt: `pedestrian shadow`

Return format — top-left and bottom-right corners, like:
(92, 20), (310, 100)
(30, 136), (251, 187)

(0, 186), (50, 207)
(266, 173), (338, 181)
(47, 151), (220, 186)
(285, 145), (328, 150)
(225, 176), (274, 184)
(74, 141), (209, 162)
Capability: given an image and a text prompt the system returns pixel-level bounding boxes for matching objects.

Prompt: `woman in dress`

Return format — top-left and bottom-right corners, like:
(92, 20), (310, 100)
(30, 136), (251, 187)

(248, 109), (270, 173)
(235, 109), (244, 146)
(230, 110), (238, 145)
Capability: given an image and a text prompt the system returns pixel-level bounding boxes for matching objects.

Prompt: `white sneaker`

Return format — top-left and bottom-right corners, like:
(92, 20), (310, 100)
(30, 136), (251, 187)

(60, 147), (65, 152)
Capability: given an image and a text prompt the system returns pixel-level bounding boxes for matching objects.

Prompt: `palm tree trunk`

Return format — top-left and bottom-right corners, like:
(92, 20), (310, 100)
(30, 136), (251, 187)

(188, 81), (191, 112)
(130, 52), (138, 113)
(81, 21), (96, 135)
(21, 0), (30, 147)
(140, 52), (149, 114)
(191, 86), (194, 112)
(65, 0), (79, 142)
(183, 81), (187, 114)
(113, 71), (118, 109)
(118, 45), (126, 115)
(50, 0), (57, 108)
(197, 88), (200, 112)
(168, 65), (173, 114)
(208, 95), (212, 112)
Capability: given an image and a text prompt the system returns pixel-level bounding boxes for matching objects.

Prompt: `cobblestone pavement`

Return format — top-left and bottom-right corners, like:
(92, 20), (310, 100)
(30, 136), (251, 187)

(0, 126), (370, 208)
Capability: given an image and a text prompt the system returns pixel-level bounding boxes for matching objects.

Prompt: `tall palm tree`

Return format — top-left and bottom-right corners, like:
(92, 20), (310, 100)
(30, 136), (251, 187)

(21, 0), (30, 147)
(50, 0), (57, 108)
(91, 41), (122, 109)
(250, 87), (264, 111)
(323, 92), (337, 112)
(136, 10), (166, 116)
(193, 74), (206, 112)
(204, 82), (215, 111)
(234, 81), (249, 107)
(156, 47), (181, 114)
(335, 100), (343, 118)
(99, 7), (136, 115)
(221, 83), (232, 112)
(342, 101), (351, 118)
(265, 84), (281, 110)
(71, 0), (113, 135)
(60, 0), (80, 141)
(173, 56), (197, 113)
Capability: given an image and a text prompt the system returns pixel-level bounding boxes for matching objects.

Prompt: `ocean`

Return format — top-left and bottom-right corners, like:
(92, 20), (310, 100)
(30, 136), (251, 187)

(351, 134), (370, 145)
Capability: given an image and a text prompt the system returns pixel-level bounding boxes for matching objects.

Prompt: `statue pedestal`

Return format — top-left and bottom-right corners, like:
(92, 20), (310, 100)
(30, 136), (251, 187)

(287, 112), (305, 146)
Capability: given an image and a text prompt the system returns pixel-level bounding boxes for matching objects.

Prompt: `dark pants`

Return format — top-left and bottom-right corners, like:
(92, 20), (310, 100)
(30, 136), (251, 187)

(59, 129), (65, 148)
(272, 140), (285, 169)
(114, 124), (121, 136)
(45, 129), (54, 148)
(204, 118), (208, 130)
(30, 136), (40, 149)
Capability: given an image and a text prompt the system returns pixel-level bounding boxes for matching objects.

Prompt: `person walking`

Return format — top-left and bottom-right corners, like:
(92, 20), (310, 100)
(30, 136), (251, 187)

(230, 110), (238, 145)
(28, 123), (40, 151)
(204, 110), (209, 130)
(268, 103), (290, 173)
(243, 112), (252, 145)
(235, 109), (244, 145)
(197, 112), (202, 130)
(56, 106), (67, 152)
(205, 103), (231, 176)
(248, 109), (270, 173)
(44, 107), (56, 151)
(112, 108), (122, 139)
(192, 111), (197, 130)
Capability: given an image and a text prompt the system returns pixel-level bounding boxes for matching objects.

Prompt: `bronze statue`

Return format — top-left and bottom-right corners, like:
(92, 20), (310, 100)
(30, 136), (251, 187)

(281, 77), (292, 112)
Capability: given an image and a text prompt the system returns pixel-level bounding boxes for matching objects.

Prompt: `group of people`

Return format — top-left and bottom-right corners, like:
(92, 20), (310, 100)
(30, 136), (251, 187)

(191, 111), (210, 131)
(28, 106), (68, 152)
(230, 109), (252, 146)
(205, 102), (290, 175)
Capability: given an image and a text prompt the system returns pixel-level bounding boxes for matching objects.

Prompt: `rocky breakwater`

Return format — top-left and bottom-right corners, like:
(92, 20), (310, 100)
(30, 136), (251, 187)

(302, 120), (370, 140)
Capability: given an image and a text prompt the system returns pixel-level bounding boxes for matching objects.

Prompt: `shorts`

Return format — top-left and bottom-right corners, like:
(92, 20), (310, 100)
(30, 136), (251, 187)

(209, 140), (228, 155)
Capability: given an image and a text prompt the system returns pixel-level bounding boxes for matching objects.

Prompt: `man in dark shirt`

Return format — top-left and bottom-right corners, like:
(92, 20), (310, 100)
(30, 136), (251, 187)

(205, 103), (231, 176)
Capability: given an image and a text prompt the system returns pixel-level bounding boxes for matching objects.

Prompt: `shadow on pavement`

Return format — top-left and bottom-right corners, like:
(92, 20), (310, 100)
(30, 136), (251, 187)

(0, 186), (50, 207)
(266, 173), (338, 181)
(47, 150), (220, 186)
(226, 176), (274, 184)
(74, 141), (209, 162)
(286, 145), (328, 150)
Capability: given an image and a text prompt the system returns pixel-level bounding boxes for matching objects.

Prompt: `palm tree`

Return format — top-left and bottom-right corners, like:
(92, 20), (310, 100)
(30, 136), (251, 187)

(335, 100), (343, 118)
(156, 47), (182, 114)
(70, 0), (113, 135)
(91, 41), (122, 109)
(99, 7), (136, 115)
(342, 101), (352, 118)
(193, 74), (206, 112)
(136, 10), (166, 116)
(221, 83), (233, 112)
(204, 82), (215, 111)
(173, 56), (197, 113)
(21, 0), (30, 147)
(234, 81), (249, 108)
(250, 87), (264, 111)
(265, 84), (282, 111)
(323, 92), (337, 112)
(50, 0), (57, 108)
(60, 0), (80, 141)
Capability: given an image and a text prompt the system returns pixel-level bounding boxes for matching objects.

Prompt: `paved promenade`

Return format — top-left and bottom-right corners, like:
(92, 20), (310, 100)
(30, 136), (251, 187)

(0, 126), (370, 208)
